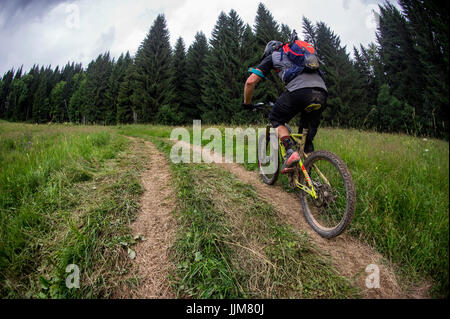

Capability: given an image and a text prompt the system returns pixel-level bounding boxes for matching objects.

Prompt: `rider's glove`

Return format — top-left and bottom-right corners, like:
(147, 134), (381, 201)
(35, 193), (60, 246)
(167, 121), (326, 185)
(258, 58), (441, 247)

(242, 103), (255, 110)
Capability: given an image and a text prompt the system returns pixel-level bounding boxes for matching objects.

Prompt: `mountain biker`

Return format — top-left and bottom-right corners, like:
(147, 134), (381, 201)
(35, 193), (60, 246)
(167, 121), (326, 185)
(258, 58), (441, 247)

(242, 32), (328, 173)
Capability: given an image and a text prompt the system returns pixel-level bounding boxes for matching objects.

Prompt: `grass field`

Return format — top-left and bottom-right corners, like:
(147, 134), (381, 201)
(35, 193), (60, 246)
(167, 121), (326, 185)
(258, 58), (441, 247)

(118, 124), (449, 297)
(1, 122), (448, 298)
(0, 122), (146, 298)
(313, 128), (449, 296)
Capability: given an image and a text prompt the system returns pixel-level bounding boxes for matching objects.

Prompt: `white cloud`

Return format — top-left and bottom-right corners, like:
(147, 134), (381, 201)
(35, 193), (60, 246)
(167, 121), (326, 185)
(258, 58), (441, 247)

(0, 0), (397, 75)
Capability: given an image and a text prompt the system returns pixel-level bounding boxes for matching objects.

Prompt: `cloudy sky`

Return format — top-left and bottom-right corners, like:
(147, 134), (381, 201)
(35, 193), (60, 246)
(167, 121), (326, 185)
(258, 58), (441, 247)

(0, 0), (398, 75)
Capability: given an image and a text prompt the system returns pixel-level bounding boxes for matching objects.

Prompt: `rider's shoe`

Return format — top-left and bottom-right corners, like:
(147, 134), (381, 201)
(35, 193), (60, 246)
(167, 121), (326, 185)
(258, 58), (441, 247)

(281, 148), (300, 174)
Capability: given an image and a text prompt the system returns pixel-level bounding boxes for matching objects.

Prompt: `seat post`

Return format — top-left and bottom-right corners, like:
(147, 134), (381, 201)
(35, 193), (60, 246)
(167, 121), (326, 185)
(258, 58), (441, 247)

(299, 128), (309, 158)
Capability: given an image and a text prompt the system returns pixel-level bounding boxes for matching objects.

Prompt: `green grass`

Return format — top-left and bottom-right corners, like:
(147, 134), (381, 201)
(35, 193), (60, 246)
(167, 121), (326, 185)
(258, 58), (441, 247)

(0, 123), (146, 298)
(314, 128), (449, 297)
(118, 124), (449, 297)
(146, 136), (358, 298)
(1, 121), (447, 298)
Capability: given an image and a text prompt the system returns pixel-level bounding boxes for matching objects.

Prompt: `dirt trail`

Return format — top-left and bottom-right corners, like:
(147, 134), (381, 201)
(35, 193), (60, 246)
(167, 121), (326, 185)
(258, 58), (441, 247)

(180, 141), (429, 299)
(116, 138), (176, 298)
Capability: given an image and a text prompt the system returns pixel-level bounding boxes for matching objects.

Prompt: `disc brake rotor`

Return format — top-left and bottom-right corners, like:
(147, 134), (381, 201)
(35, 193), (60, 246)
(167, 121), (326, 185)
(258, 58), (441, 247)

(311, 181), (335, 207)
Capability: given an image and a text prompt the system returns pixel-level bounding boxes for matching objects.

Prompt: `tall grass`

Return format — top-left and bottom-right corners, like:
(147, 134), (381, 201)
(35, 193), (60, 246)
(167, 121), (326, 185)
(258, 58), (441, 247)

(0, 123), (144, 298)
(314, 128), (449, 297)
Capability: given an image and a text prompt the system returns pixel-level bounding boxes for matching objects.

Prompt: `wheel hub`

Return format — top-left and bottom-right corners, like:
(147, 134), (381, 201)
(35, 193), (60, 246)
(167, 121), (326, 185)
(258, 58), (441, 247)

(312, 182), (335, 207)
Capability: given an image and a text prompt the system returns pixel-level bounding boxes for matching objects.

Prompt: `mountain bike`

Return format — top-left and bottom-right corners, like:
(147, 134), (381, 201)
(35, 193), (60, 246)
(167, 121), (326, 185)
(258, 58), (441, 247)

(255, 102), (356, 238)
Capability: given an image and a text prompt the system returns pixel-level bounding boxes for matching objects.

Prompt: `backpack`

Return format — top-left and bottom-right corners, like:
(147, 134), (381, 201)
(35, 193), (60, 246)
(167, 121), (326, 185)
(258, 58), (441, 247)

(279, 40), (322, 84)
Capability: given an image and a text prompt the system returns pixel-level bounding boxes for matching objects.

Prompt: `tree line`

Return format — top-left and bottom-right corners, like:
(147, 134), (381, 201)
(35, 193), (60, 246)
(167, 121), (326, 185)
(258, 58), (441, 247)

(0, 1), (448, 139)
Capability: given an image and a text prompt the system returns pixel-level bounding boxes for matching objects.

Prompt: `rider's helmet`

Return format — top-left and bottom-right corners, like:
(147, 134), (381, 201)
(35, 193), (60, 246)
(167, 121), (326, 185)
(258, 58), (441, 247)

(262, 40), (283, 59)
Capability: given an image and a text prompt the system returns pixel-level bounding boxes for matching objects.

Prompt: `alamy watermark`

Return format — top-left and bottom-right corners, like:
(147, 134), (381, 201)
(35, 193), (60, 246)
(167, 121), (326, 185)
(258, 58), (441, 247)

(65, 264), (80, 289)
(65, 3), (80, 29)
(365, 264), (380, 289)
(170, 120), (279, 173)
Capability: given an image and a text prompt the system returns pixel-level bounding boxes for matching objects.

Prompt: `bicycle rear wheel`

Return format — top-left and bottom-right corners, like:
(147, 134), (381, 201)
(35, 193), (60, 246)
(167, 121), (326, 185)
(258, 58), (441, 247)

(257, 131), (279, 185)
(298, 150), (355, 238)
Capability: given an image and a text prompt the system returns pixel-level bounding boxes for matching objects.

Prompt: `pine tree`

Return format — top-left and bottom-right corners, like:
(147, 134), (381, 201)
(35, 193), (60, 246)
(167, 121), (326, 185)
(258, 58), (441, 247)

(104, 52), (132, 125)
(1, 4), (446, 137)
(32, 66), (54, 123)
(116, 70), (134, 123)
(32, 80), (47, 123)
(201, 12), (232, 123)
(254, 3), (281, 46)
(184, 32), (209, 122)
(166, 37), (187, 125)
(14, 66), (23, 81)
(49, 81), (67, 122)
(376, 3), (424, 128)
(252, 4), (283, 103)
(312, 21), (365, 127)
(24, 65), (43, 122)
(280, 23), (292, 43)
(302, 16), (317, 46)
(8, 75), (30, 121)
(131, 14), (174, 123)
(201, 10), (252, 124)
(68, 72), (87, 123)
(117, 63), (137, 124)
(0, 69), (14, 119)
(399, 0), (449, 138)
(59, 62), (83, 122)
(0, 79), (4, 118)
(353, 43), (385, 128)
(84, 52), (114, 124)
(371, 83), (415, 133)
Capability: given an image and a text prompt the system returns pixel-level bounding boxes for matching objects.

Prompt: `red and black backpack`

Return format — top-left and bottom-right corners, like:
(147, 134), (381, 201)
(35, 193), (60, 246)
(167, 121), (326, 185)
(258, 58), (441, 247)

(279, 39), (322, 84)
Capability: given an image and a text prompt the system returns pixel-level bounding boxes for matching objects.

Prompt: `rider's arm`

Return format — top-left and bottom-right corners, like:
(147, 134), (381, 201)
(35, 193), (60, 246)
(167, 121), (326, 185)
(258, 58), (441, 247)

(243, 55), (274, 106)
(244, 72), (262, 104)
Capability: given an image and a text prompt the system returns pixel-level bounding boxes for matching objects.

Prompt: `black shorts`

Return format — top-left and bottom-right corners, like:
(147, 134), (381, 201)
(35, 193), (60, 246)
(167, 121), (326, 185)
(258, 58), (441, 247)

(269, 88), (327, 128)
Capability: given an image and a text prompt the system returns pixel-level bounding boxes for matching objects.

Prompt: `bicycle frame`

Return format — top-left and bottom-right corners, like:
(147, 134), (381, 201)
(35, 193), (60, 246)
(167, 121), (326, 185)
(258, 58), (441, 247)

(262, 120), (329, 200)
(278, 133), (318, 199)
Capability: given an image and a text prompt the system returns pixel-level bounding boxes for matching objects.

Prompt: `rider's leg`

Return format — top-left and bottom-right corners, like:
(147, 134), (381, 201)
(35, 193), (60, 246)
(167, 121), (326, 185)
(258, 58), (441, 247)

(269, 92), (301, 168)
(277, 125), (295, 150)
(277, 126), (295, 153)
(299, 112), (320, 154)
(299, 89), (327, 154)
(276, 125), (290, 139)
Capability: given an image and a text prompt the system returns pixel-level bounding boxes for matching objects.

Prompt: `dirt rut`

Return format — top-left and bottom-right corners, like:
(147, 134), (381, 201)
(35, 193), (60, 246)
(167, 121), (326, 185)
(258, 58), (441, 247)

(180, 141), (428, 299)
(118, 138), (176, 298)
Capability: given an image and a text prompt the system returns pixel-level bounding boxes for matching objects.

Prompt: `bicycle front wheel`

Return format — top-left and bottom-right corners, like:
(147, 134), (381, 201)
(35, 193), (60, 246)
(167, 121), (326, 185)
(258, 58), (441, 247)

(257, 131), (279, 185)
(298, 150), (356, 238)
